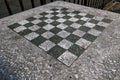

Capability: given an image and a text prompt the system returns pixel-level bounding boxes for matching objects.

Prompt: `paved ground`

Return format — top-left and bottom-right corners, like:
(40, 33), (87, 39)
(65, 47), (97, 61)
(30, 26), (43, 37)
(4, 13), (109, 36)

(0, 1), (120, 80)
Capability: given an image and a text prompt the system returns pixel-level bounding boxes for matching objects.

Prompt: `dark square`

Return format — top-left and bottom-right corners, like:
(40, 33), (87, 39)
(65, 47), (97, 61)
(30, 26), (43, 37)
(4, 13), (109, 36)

(51, 8), (59, 11)
(51, 12), (59, 16)
(72, 11), (80, 14)
(35, 28), (46, 34)
(85, 14), (94, 18)
(37, 22), (47, 27)
(63, 15), (71, 19)
(61, 8), (68, 11)
(26, 17), (36, 21)
(50, 27), (62, 34)
(69, 44), (85, 56)
(102, 18), (112, 23)
(39, 17), (48, 21)
(74, 15), (82, 19)
(76, 20), (86, 25)
(24, 23), (34, 27)
(40, 12), (48, 16)
(62, 11), (69, 15)
(51, 16), (59, 20)
(50, 35), (63, 44)
(48, 45), (65, 58)
(93, 25), (105, 31)
(63, 21), (73, 25)
(64, 27), (76, 33)
(66, 34), (80, 43)
(82, 33), (97, 42)
(79, 26), (91, 32)
(8, 23), (21, 29)
(31, 36), (46, 46)
(89, 19), (99, 24)
(18, 29), (32, 36)
(51, 21), (61, 26)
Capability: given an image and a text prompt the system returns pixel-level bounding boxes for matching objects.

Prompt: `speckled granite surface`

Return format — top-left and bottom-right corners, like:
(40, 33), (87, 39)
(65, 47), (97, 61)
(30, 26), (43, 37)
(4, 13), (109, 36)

(0, 1), (120, 80)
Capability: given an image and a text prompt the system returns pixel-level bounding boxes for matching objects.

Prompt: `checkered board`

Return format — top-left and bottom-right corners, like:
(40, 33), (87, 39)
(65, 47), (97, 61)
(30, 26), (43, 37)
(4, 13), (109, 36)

(8, 7), (112, 66)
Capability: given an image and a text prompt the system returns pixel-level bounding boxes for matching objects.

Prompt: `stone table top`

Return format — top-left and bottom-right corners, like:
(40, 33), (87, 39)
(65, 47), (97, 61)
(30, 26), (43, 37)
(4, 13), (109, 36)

(0, 1), (120, 80)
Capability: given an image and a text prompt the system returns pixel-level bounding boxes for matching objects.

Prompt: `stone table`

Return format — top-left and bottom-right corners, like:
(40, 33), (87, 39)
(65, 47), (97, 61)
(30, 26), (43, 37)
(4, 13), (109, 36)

(0, 1), (120, 80)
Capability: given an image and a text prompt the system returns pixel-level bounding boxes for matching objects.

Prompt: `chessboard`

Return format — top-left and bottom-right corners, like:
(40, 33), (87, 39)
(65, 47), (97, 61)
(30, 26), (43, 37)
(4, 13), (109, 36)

(8, 7), (112, 66)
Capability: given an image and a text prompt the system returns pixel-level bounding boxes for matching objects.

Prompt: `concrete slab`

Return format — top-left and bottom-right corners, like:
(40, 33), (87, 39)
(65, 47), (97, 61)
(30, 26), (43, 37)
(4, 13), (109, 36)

(0, 1), (120, 80)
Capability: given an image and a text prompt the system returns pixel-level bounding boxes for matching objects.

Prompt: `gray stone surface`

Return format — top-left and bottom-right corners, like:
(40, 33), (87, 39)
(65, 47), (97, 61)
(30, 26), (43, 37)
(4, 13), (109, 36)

(0, 1), (120, 80)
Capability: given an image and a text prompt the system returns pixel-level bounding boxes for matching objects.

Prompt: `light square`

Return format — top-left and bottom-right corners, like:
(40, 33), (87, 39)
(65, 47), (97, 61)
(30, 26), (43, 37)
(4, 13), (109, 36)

(31, 19), (42, 24)
(56, 24), (68, 29)
(81, 17), (90, 21)
(28, 25), (40, 31)
(88, 29), (101, 36)
(24, 32), (39, 40)
(69, 17), (79, 22)
(45, 10), (54, 13)
(78, 13), (87, 16)
(58, 39), (73, 49)
(56, 18), (66, 23)
(18, 20), (29, 25)
(67, 13), (76, 17)
(56, 10), (62, 13)
(70, 23), (82, 29)
(57, 30), (70, 38)
(39, 40), (55, 51)
(33, 15), (42, 18)
(56, 14), (65, 17)
(43, 24), (55, 30)
(97, 22), (109, 27)
(58, 51), (77, 66)
(45, 14), (54, 18)
(93, 16), (104, 21)
(73, 30), (86, 37)
(14, 26), (27, 32)
(42, 31), (54, 39)
(84, 22), (96, 28)
(66, 9), (75, 12)
(44, 19), (54, 24)
(76, 38), (91, 49)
